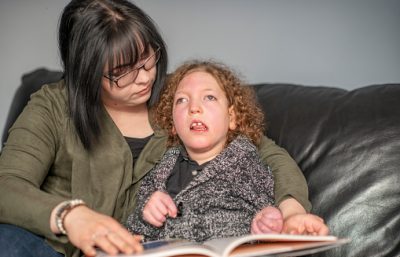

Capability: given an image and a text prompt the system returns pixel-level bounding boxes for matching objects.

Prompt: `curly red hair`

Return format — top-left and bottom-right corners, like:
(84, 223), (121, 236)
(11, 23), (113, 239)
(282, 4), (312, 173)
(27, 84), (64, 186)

(153, 60), (266, 147)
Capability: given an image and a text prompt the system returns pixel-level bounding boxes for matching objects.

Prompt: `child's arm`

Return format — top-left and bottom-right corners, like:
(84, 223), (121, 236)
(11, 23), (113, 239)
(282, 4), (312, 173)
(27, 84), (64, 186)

(142, 191), (178, 227)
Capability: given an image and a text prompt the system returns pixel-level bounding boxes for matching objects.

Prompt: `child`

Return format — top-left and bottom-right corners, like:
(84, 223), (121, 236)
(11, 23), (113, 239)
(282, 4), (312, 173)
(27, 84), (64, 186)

(126, 60), (325, 242)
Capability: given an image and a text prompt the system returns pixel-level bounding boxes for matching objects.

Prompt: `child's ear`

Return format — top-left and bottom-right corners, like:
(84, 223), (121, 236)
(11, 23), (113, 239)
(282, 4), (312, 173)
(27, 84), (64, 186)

(172, 125), (177, 135)
(228, 106), (237, 130)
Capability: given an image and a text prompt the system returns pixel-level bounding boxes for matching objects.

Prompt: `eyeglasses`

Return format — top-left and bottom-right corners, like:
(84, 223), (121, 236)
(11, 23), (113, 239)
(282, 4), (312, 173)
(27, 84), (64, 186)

(104, 47), (161, 88)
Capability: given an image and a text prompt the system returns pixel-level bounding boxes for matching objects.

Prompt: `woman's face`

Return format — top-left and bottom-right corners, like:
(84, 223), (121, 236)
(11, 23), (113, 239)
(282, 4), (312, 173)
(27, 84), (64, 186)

(101, 47), (158, 109)
(172, 71), (237, 163)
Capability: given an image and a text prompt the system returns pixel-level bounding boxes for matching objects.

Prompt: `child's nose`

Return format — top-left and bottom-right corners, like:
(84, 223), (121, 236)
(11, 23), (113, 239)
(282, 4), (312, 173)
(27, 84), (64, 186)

(189, 102), (201, 114)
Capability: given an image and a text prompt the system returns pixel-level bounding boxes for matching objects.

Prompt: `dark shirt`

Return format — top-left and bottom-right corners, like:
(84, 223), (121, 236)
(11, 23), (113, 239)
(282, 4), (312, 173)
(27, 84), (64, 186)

(125, 134), (153, 166)
(166, 147), (209, 198)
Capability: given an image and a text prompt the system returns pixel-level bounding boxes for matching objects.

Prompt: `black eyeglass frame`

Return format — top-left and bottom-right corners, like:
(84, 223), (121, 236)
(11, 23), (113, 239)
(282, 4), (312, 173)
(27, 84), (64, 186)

(103, 47), (161, 88)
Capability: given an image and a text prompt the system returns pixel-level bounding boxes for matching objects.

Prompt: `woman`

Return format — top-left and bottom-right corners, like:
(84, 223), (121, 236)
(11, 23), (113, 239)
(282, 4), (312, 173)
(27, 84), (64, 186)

(0, 1), (314, 257)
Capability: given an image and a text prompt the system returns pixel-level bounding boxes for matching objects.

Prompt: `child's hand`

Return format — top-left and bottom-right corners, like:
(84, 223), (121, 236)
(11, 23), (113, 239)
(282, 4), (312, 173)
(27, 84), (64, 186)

(142, 191), (178, 227)
(282, 213), (329, 236)
(251, 206), (283, 234)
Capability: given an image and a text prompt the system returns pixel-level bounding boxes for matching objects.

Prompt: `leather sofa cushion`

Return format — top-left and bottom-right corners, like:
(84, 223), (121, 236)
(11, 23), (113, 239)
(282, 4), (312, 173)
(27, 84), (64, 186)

(253, 83), (400, 257)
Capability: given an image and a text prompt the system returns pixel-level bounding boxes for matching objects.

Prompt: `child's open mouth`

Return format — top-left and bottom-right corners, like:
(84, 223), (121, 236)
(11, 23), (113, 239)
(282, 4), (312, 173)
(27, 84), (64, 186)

(190, 122), (208, 131)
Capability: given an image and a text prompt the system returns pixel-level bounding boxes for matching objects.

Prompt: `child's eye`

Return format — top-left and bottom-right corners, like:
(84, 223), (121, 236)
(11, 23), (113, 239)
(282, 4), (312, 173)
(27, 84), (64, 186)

(204, 95), (217, 101)
(175, 98), (188, 104)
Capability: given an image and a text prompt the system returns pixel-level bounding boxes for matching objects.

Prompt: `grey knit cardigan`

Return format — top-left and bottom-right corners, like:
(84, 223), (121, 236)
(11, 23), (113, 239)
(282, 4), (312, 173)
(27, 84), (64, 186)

(126, 136), (275, 242)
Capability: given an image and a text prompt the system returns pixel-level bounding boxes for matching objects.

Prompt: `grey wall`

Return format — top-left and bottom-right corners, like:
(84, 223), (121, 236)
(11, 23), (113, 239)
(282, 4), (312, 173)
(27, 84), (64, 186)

(1, 0), (399, 137)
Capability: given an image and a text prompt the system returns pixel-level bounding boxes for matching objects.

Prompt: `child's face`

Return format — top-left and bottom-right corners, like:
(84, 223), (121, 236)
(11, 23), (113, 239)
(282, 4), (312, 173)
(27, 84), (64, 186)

(172, 71), (236, 163)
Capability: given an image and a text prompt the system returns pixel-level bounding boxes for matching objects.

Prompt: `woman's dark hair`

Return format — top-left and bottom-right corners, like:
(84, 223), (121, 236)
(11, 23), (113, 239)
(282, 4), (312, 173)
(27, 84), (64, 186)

(58, 0), (168, 149)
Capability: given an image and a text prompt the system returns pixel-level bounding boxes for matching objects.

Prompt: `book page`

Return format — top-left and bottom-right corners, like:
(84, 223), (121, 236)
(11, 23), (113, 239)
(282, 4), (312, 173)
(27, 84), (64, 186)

(203, 234), (345, 257)
(229, 240), (349, 257)
(96, 239), (217, 257)
(96, 234), (349, 257)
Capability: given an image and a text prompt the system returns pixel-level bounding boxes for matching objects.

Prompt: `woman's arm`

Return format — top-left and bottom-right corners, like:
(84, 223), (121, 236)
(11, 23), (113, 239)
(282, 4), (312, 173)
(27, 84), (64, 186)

(0, 84), (144, 255)
(257, 137), (329, 235)
(278, 198), (307, 219)
(0, 85), (66, 240)
(258, 136), (312, 212)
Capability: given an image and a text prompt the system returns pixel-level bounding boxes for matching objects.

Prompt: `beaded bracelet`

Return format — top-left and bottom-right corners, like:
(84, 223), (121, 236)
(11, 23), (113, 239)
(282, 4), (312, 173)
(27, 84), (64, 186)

(55, 199), (86, 235)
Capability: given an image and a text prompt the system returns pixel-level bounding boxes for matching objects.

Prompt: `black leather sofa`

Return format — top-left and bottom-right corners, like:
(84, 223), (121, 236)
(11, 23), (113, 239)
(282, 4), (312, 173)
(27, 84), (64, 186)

(1, 69), (63, 147)
(2, 68), (400, 257)
(253, 83), (400, 257)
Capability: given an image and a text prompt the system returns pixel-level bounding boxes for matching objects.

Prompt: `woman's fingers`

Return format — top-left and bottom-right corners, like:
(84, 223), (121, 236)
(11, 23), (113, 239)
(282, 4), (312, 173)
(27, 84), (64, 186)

(63, 206), (143, 256)
(106, 222), (143, 253)
(282, 213), (330, 236)
(304, 216), (330, 235)
(92, 231), (119, 255)
(81, 243), (97, 257)
(85, 225), (143, 256)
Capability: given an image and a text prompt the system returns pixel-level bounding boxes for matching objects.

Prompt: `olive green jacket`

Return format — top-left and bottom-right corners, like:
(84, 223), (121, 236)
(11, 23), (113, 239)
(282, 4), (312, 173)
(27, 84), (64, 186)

(0, 81), (310, 257)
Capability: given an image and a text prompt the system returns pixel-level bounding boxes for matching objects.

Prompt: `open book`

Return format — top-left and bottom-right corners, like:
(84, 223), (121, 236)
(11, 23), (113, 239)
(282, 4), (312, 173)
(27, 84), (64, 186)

(96, 234), (349, 257)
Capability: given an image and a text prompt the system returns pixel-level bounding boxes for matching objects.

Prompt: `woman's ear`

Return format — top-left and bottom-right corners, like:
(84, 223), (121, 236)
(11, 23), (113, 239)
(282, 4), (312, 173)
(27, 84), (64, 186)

(172, 125), (177, 135)
(228, 106), (237, 130)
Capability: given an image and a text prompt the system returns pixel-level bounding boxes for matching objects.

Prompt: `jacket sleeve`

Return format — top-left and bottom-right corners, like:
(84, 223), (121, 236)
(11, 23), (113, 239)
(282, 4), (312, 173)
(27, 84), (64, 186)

(126, 165), (163, 241)
(0, 84), (68, 242)
(258, 136), (312, 212)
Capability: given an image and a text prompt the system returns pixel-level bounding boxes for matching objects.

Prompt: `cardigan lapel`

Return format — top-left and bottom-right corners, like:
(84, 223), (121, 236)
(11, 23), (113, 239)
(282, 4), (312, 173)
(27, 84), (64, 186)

(176, 136), (249, 198)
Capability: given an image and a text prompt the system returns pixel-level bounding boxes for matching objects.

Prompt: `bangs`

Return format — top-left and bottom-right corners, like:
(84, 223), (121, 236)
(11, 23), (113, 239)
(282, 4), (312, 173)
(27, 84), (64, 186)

(105, 22), (155, 75)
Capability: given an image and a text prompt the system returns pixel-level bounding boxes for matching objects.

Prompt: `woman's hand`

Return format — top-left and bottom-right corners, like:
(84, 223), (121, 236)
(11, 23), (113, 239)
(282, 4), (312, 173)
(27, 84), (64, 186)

(142, 191), (178, 227)
(283, 213), (329, 236)
(278, 198), (329, 236)
(62, 206), (143, 257)
(251, 206), (283, 234)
